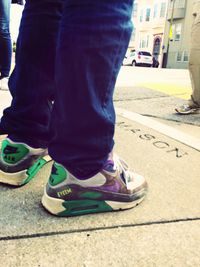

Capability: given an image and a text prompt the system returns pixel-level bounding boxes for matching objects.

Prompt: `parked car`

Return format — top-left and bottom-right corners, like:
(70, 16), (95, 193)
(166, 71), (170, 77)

(123, 50), (153, 67)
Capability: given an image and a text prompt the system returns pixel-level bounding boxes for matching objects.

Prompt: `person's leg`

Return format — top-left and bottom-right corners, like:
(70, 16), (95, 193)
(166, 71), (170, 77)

(42, 0), (147, 216)
(189, 4), (200, 107)
(0, 0), (64, 186)
(0, 0), (64, 146)
(49, 0), (134, 178)
(0, 0), (11, 93)
(0, 0), (12, 79)
(175, 4), (200, 114)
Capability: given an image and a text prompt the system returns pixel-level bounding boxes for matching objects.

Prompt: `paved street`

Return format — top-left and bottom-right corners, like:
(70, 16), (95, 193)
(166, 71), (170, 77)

(0, 67), (200, 267)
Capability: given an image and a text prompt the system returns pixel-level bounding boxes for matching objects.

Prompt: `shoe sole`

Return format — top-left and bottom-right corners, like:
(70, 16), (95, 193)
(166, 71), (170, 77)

(175, 108), (200, 115)
(42, 185), (147, 217)
(0, 155), (52, 186)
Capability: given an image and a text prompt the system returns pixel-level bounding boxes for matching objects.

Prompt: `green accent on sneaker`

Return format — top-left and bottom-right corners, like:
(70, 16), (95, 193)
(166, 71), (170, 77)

(2, 140), (29, 164)
(22, 158), (49, 185)
(58, 199), (113, 217)
(49, 163), (67, 186)
(79, 191), (102, 199)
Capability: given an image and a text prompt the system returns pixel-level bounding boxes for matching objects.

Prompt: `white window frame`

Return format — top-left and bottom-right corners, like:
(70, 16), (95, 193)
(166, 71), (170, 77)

(160, 2), (167, 18)
(172, 23), (182, 41)
(139, 34), (150, 49)
(140, 9), (143, 22)
(153, 3), (158, 18)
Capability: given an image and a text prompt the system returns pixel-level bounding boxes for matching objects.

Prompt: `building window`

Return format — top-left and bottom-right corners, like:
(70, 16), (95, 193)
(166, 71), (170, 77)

(146, 35), (149, 47)
(139, 39), (143, 48)
(140, 9), (143, 22)
(176, 51), (182, 62)
(132, 3), (138, 18)
(175, 0), (186, 8)
(174, 23), (182, 41)
(172, 23), (182, 41)
(183, 51), (189, 62)
(131, 27), (136, 42)
(160, 2), (166, 17)
(169, 0), (186, 9)
(139, 35), (150, 49)
(153, 4), (158, 18)
(176, 51), (189, 62)
(145, 8), (151, 21)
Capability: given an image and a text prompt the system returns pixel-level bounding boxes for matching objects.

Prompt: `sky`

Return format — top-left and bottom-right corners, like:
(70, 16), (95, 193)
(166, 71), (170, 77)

(10, 5), (24, 41)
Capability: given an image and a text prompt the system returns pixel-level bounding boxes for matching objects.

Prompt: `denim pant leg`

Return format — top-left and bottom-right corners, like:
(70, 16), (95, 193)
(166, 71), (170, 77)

(0, 0), (12, 78)
(0, 0), (64, 147)
(48, 0), (133, 178)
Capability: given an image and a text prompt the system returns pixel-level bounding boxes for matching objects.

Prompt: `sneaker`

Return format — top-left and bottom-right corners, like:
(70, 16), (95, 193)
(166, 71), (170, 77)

(0, 138), (51, 186)
(0, 77), (9, 90)
(175, 104), (200, 114)
(42, 154), (147, 217)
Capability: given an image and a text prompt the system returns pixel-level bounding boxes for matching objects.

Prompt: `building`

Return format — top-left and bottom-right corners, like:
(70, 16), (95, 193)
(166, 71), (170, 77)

(162, 0), (193, 69)
(129, 0), (169, 67)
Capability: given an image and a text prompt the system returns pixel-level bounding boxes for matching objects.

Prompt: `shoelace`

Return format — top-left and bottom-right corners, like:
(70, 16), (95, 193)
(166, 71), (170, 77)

(182, 104), (198, 110)
(113, 155), (131, 184)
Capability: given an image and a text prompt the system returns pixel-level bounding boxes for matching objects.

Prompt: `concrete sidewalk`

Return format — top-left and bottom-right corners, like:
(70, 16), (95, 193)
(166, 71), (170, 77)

(0, 113), (200, 266)
(0, 67), (200, 266)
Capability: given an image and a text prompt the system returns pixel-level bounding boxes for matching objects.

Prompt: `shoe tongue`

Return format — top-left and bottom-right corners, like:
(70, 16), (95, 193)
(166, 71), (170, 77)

(49, 163), (67, 186)
(103, 158), (127, 184)
(103, 159), (115, 172)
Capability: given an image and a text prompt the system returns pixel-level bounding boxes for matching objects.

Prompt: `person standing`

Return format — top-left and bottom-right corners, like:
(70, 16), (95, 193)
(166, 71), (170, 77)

(0, 0), (147, 217)
(175, 0), (200, 114)
(0, 0), (12, 90)
(0, 0), (23, 90)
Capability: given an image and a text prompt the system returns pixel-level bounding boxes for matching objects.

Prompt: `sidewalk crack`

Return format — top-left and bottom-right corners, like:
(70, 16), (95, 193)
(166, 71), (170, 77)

(1, 217), (200, 242)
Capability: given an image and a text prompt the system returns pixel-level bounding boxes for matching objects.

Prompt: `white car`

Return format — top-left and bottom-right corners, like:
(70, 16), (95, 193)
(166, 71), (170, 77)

(123, 51), (153, 67)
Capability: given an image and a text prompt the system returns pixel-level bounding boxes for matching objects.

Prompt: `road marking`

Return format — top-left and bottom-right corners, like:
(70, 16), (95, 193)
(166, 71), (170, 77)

(116, 108), (200, 152)
(138, 83), (191, 100)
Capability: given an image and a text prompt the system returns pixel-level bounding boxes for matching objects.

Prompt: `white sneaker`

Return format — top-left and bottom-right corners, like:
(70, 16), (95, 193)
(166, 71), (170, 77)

(0, 77), (9, 90)
(42, 154), (148, 217)
(175, 104), (200, 115)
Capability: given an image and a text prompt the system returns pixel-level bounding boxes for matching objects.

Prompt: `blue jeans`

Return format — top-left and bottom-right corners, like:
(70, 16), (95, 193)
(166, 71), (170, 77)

(0, 0), (133, 178)
(0, 0), (12, 78)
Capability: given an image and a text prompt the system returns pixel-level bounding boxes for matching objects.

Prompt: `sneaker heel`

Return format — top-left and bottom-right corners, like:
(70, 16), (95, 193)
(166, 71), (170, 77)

(23, 155), (52, 185)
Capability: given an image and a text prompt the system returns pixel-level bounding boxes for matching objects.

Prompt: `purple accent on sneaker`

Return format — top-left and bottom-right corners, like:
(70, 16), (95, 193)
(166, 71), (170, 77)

(94, 178), (122, 193)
